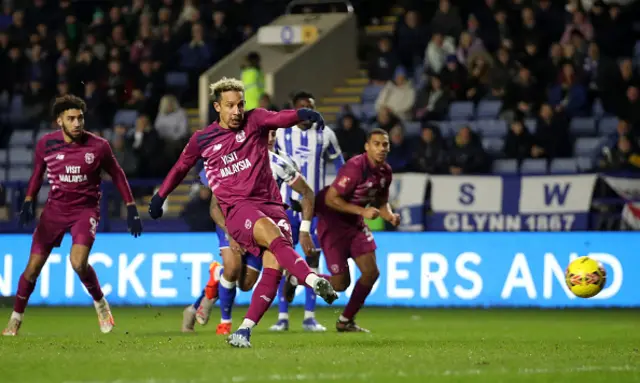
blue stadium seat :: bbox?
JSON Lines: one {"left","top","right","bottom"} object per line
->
{"left": 492, "top": 159, "right": 518, "bottom": 173}
{"left": 574, "top": 137, "right": 602, "bottom": 157}
{"left": 569, "top": 117, "right": 596, "bottom": 136}
{"left": 592, "top": 99, "right": 605, "bottom": 118}
{"left": 8, "top": 148, "right": 33, "bottom": 165}
{"left": 165, "top": 72, "right": 189, "bottom": 88}
{"left": 0, "top": 149, "right": 7, "bottom": 165}
{"left": 361, "top": 103, "right": 376, "bottom": 120}
{"left": 577, "top": 156, "right": 594, "bottom": 172}
{"left": 482, "top": 138, "right": 504, "bottom": 156}
{"left": 524, "top": 118, "right": 537, "bottom": 133}
{"left": 404, "top": 121, "right": 420, "bottom": 137}
{"left": 521, "top": 159, "right": 547, "bottom": 174}
{"left": 9, "top": 130, "right": 34, "bottom": 147}
{"left": 361, "top": 85, "right": 383, "bottom": 104}
{"left": 113, "top": 110, "right": 138, "bottom": 127}
{"left": 476, "top": 100, "right": 502, "bottom": 119}
{"left": 35, "top": 129, "right": 50, "bottom": 142}
{"left": 9, "top": 95, "right": 26, "bottom": 123}
{"left": 444, "top": 120, "right": 471, "bottom": 135}
{"left": 8, "top": 167, "right": 31, "bottom": 182}
{"left": 598, "top": 117, "right": 619, "bottom": 135}
{"left": 550, "top": 158, "right": 578, "bottom": 174}
{"left": 472, "top": 120, "right": 507, "bottom": 138}
{"left": 448, "top": 101, "right": 474, "bottom": 120}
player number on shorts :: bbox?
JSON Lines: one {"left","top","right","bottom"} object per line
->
{"left": 89, "top": 217, "right": 98, "bottom": 237}
{"left": 276, "top": 219, "right": 292, "bottom": 235}
{"left": 362, "top": 226, "right": 374, "bottom": 242}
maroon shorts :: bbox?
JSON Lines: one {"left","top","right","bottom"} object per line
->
{"left": 225, "top": 202, "right": 293, "bottom": 257}
{"left": 31, "top": 207, "right": 100, "bottom": 256}
{"left": 316, "top": 208, "right": 377, "bottom": 276}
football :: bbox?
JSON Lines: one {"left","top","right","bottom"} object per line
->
{"left": 565, "top": 256, "right": 607, "bottom": 298}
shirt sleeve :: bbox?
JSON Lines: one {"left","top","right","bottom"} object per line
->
{"left": 25, "top": 138, "right": 46, "bottom": 199}
{"left": 324, "top": 128, "right": 345, "bottom": 171}
{"left": 101, "top": 141, "right": 135, "bottom": 204}
{"left": 248, "top": 108, "right": 300, "bottom": 136}
{"left": 330, "top": 161, "right": 362, "bottom": 198}
{"left": 158, "top": 132, "right": 201, "bottom": 198}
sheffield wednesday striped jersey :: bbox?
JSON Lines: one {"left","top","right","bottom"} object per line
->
{"left": 274, "top": 123, "right": 344, "bottom": 205}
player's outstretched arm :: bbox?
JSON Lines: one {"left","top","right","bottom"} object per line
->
{"left": 259, "top": 108, "right": 325, "bottom": 130}
{"left": 20, "top": 141, "right": 47, "bottom": 226}
{"left": 149, "top": 134, "right": 200, "bottom": 219}
{"left": 102, "top": 143, "right": 142, "bottom": 237}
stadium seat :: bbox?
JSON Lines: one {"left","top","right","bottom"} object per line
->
{"left": 482, "top": 138, "right": 504, "bottom": 156}
{"left": 9, "top": 130, "right": 34, "bottom": 147}
{"left": 361, "top": 103, "right": 376, "bottom": 121}
{"left": 524, "top": 118, "right": 537, "bottom": 133}
{"left": 476, "top": 100, "right": 502, "bottom": 119}
{"left": 448, "top": 101, "right": 474, "bottom": 120}
{"left": 574, "top": 137, "right": 602, "bottom": 157}
{"left": 592, "top": 99, "right": 605, "bottom": 118}
{"left": 0, "top": 149, "right": 7, "bottom": 165}
{"left": 521, "top": 159, "right": 547, "bottom": 174}
{"left": 577, "top": 156, "right": 595, "bottom": 172}
{"left": 165, "top": 72, "right": 189, "bottom": 89}
{"left": 361, "top": 84, "right": 383, "bottom": 104}
{"left": 35, "top": 129, "right": 50, "bottom": 142}
{"left": 569, "top": 117, "right": 596, "bottom": 136}
{"left": 472, "top": 120, "right": 507, "bottom": 138}
{"left": 404, "top": 121, "right": 420, "bottom": 136}
{"left": 443, "top": 120, "right": 471, "bottom": 135}
{"left": 550, "top": 158, "right": 578, "bottom": 174}
{"left": 8, "top": 148, "right": 33, "bottom": 165}
{"left": 8, "top": 167, "right": 31, "bottom": 182}
{"left": 598, "top": 117, "right": 619, "bottom": 135}
{"left": 8, "top": 95, "right": 26, "bottom": 123}
{"left": 492, "top": 159, "right": 518, "bottom": 173}
{"left": 113, "top": 110, "right": 138, "bottom": 127}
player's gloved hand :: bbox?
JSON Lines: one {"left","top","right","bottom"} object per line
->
{"left": 18, "top": 200, "right": 35, "bottom": 227}
{"left": 148, "top": 193, "right": 165, "bottom": 219}
{"left": 297, "top": 108, "right": 325, "bottom": 130}
{"left": 127, "top": 204, "right": 143, "bottom": 237}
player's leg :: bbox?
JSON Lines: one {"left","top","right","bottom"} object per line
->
{"left": 194, "top": 259, "right": 223, "bottom": 326}
{"left": 336, "top": 226, "right": 379, "bottom": 333}
{"left": 301, "top": 217, "right": 326, "bottom": 332}
{"left": 228, "top": 250, "right": 282, "bottom": 348}
{"left": 253, "top": 215, "right": 337, "bottom": 304}
{"left": 238, "top": 254, "right": 262, "bottom": 291}
{"left": 3, "top": 211, "right": 65, "bottom": 336}
{"left": 271, "top": 210, "right": 300, "bottom": 332}
{"left": 69, "top": 211, "right": 114, "bottom": 333}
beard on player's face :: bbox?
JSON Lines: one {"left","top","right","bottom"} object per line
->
{"left": 60, "top": 120, "right": 84, "bottom": 141}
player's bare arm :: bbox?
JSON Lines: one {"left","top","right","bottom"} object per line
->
{"left": 325, "top": 186, "right": 380, "bottom": 220}
{"left": 289, "top": 175, "right": 316, "bottom": 257}
{"left": 378, "top": 198, "right": 401, "bottom": 227}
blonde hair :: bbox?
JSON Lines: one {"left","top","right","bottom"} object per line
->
{"left": 209, "top": 77, "right": 244, "bottom": 101}
{"left": 158, "top": 94, "right": 180, "bottom": 115}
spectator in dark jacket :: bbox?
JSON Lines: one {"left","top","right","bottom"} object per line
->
{"left": 448, "top": 126, "right": 487, "bottom": 174}
{"left": 368, "top": 37, "right": 399, "bottom": 84}
{"left": 181, "top": 187, "right": 216, "bottom": 232}
{"left": 386, "top": 124, "right": 412, "bottom": 172}
{"left": 504, "top": 119, "right": 544, "bottom": 161}
{"left": 411, "top": 124, "right": 447, "bottom": 173}
{"left": 413, "top": 75, "right": 450, "bottom": 122}
{"left": 548, "top": 63, "right": 588, "bottom": 118}
{"left": 598, "top": 135, "right": 640, "bottom": 172}
{"left": 535, "top": 103, "right": 572, "bottom": 158}
{"left": 335, "top": 114, "right": 366, "bottom": 161}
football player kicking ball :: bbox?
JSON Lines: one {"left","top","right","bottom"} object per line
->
{"left": 183, "top": 131, "right": 318, "bottom": 335}
{"left": 315, "top": 128, "right": 399, "bottom": 332}
{"left": 3, "top": 95, "right": 143, "bottom": 336}
{"left": 150, "top": 77, "right": 337, "bottom": 348}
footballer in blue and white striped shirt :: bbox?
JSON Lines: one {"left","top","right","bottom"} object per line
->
{"left": 271, "top": 91, "right": 345, "bottom": 332}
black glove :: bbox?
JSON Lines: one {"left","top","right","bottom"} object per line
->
{"left": 19, "top": 200, "right": 34, "bottom": 227}
{"left": 127, "top": 205, "right": 143, "bottom": 237}
{"left": 148, "top": 193, "right": 165, "bottom": 219}
{"left": 296, "top": 108, "right": 325, "bottom": 130}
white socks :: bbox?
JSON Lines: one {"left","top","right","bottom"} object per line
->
{"left": 339, "top": 315, "right": 349, "bottom": 322}
{"left": 304, "top": 273, "right": 320, "bottom": 288}
{"left": 220, "top": 275, "right": 236, "bottom": 289}
{"left": 239, "top": 318, "right": 256, "bottom": 330}
{"left": 304, "top": 311, "right": 315, "bottom": 320}
{"left": 11, "top": 311, "right": 23, "bottom": 321}
{"left": 278, "top": 313, "right": 289, "bottom": 320}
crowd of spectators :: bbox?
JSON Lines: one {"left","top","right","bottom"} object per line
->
{"left": 333, "top": 0, "right": 640, "bottom": 175}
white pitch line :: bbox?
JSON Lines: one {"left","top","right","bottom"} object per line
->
{"left": 61, "top": 365, "right": 639, "bottom": 383}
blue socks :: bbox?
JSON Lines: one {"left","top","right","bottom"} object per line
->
{"left": 277, "top": 273, "right": 317, "bottom": 316}
{"left": 218, "top": 268, "right": 237, "bottom": 323}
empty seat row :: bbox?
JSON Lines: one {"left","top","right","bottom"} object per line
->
{"left": 492, "top": 157, "right": 593, "bottom": 174}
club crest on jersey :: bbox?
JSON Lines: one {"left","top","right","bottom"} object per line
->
{"left": 245, "top": 219, "right": 252, "bottom": 230}
{"left": 85, "top": 152, "right": 95, "bottom": 164}
{"left": 236, "top": 131, "right": 246, "bottom": 143}
{"left": 338, "top": 176, "right": 350, "bottom": 187}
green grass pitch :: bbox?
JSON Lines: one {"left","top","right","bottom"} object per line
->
{"left": 0, "top": 306, "right": 638, "bottom": 382}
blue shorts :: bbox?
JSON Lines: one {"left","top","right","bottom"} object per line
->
{"left": 215, "top": 224, "right": 263, "bottom": 271}
{"left": 286, "top": 210, "right": 320, "bottom": 249}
